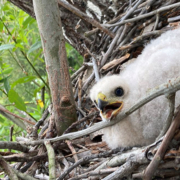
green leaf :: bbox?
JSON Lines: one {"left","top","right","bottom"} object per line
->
{"left": 27, "top": 40, "right": 42, "bottom": 54}
{"left": 0, "top": 116, "right": 5, "bottom": 123}
{"left": 4, "top": 77, "right": 10, "bottom": 93}
{"left": 0, "top": 21, "right": 3, "bottom": 32}
{"left": 23, "top": 16, "right": 35, "bottom": 28}
{"left": 0, "top": 67, "right": 13, "bottom": 75}
{"left": 11, "top": 76, "right": 37, "bottom": 88}
{"left": 8, "top": 89, "right": 26, "bottom": 111}
{"left": 0, "top": 44, "right": 15, "bottom": 51}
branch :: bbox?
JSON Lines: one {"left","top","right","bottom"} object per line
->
{"left": 45, "top": 141, "right": 56, "bottom": 180}
{"left": 143, "top": 106, "right": 180, "bottom": 179}
{"left": 57, "top": 0, "right": 115, "bottom": 38}
{"left": 19, "top": 75, "right": 180, "bottom": 146}
{"left": 0, "top": 141, "right": 29, "bottom": 152}
{"left": 104, "top": 2, "right": 180, "bottom": 27}
{"left": 0, "top": 155, "right": 19, "bottom": 180}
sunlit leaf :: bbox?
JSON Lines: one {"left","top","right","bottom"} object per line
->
{"left": 0, "top": 21, "right": 3, "bottom": 32}
{"left": 0, "top": 116, "right": 5, "bottom": 123}
{"left": 8, "top": 89, "right": 26, "bottom": 111}
{"left": 11, "top": 76, "right": 37, "bottom": 88}
{"left": 23, "top": 16, "right": 35, "bottom": 28}
{"left": 27, "top": 40, "right": 42, "bottom": 54}
{"left": 0, "top": 67, "right": 13, "bottom": 75}
{"left": 0, "top": 44, "right": 15, "bottom": 51}
{"left": 4, "top": 77, "right": 10, "bottom": 94}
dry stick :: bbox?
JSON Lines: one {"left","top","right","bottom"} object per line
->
{"left": 0, "top": 141, "right": 29, "bottom": 152}
{"left": 57, "top": 0, "right": 114, "bottom": 38}
{"left": 143, "top": 107, "right": 180, "bottom": 180}
{"left": 104, "top": 2, "right": 180, "bottom": 27}
{"left": 130, "top": 30, "right": 164, "bottom": 44}
{"left": 57, "top": 147, "right": 127, "bottom": 180}
{"left": 92, "top": 57, "right": 100, "bottom": 82}
{"left": 153, "top": 13, "right": 160, "bottom": 31}
{"left": 64, "top": 112, "right": 99, "bottom": 134}
{"left": 0, "top": 155, "right": 19, "bottom": 180}
{"left": 20, "top": 76, "right": 180, "bottom": 146}
{"left": 168, "top": 15, "right": 180, "bottom": 22}
{"left": 102, "top": 157, "right": 139, "bottom": 180}
{"left": 101, "top": 0, "right": 144, "bottom": 66}
{"left": 14, "top": 169, "right": 38, "bottom": 180}
{"left": 31, "top": 106, "right": 50, "bottom": 139}
{"left": 71, "top": 65, "right": 87, "bottom": 81}
{"left": 66, "top": 140, "right": 78, "bottom": 163}
{"left": 139, "top": 0, "right": 156, "bottom": 15}
{"left": 101, "top": 27, "right": 123, "bottom": 66}
{"left": 69, "top": 168, "right": 118, "bottom": 180}
{"left": 4, "top": 152, "right": 47, "bottom": 162}
{"left": 44, "top": 141, "right": 56, "bottom": 180}
{"left": 84, "top": 3, "right": 127, "bottom": 37}
{"left": 119, "top": 30, "right": 164, "bottom": 50}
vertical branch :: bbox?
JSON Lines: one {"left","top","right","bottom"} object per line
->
{"left": 33, "top": 0, "right": 77, "bottom": 135}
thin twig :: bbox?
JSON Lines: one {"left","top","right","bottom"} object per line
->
{"left": 144, "top": 107, "right": 180, "bottom": 179}
{"left": 104, "top": 2, "right": 180, "bottom": 27}
{"left": 45, "top": 141, "right": 56, "bottom": 180}
{"left": 58, "top": 0, "right": 115, "bottom": 38}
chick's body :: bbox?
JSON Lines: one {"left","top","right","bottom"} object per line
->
{"left": 90, "top": 28, "right": 180, "bottom": 149}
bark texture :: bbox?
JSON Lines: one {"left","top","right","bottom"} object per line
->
{"left": 33, "top": 0, "right": 77, "bottom": 135}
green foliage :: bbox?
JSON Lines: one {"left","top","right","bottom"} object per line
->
{"left": 0, "top": 1, "right": 83, "bottom": 141}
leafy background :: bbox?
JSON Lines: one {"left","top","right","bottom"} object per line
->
{"left": 0, "top": 1, "right": 83, "bottom": 142}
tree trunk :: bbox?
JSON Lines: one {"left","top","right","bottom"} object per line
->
{"left": 33, "top": 0, "right": 77, "bottom": 135}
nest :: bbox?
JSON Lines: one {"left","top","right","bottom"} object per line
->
{"left": 1, "top": 0, "right": 180, "bottom": 180}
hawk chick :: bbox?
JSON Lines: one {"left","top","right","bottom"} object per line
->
{"left": 90, "top": 28, "right": 180, "bottom": 149}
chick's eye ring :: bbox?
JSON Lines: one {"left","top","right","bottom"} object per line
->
{"left": 114, "top": 87, "right": 124, "bottom": 96}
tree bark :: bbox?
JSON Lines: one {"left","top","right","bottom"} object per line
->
{"left": 33, "top": 0, "right": 77, "bottom": 135}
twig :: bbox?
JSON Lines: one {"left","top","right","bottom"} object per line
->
{"left": 71, "top": 65, "right": 87, "bottom": 80}
{"left": 57, "top": 147, "right": 127, "bottom": 180}
{"left": 92, "top": 57, "right": 100, "bottom": 82}
{"left": 4, "top": 152, "right": 47, "bottom": 162}
{"left": 58, "top": 0, "right": 115, "bottom": 38}
{"left": 44, "top": 141, "right": 56, "bottom": 180}
{"left": 30, "top": 106, "right": 50, "bottom": 139}
{"left": 104, "top": 2, "right": 180, "bottom": 27}
{"left": 0, "top": 155, "right": 19, "bottom": 180}
{"left": 0, "top": 141, "right": 29, "bottom": 152}
{"left": 153, "top": 13, "right": 160, "bottom": 30}
{"left": 66, "top": 140, "right": 78, "bottom": 163}
{"left": 130, "top": 30, "right": 164, "bottom": 44}
{"left": 101, "top": 27, "right": 123, "bottom": 66}
{"left": 64, "top": 111, "right": 99, "bottom": 134}
{"left": 168, "top": 15, "right": 180, "bottom": 22}
{"left": 144, "top": 106, "right": 180, "bottom": 179}
{"left": 69, "top": 167, "right": 118, "bottom": 180}
{"left": 14, "top": 169, "right": 38, "bottom": 180}
{"left": 102, "top": 156, "right": 139, "bottom": 180}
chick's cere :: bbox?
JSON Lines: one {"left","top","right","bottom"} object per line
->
{"left": 90, "top": 28, "right": 180, "bottom": 149}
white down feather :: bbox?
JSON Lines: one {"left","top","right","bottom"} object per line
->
{"left": 90, "top": 28, "right": 180, "bottom": 149}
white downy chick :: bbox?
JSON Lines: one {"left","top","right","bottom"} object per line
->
{"left": 90, "top": 28, "right": 180, "bottom": 149}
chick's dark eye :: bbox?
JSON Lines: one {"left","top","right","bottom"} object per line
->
{"left": 115, "top": 87, "right": 124, "bottom": 96}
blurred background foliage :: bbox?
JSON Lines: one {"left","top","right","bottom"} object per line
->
{"left": 0, "top": 0, "right": 83, "bottom": 142}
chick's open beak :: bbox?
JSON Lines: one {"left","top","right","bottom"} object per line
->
{"left": 96, "top": 92, "right": 123, "bottom": 120}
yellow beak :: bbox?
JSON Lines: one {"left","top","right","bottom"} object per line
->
{"left": 96, "top": 92, "right": 123, "bottom": 120}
